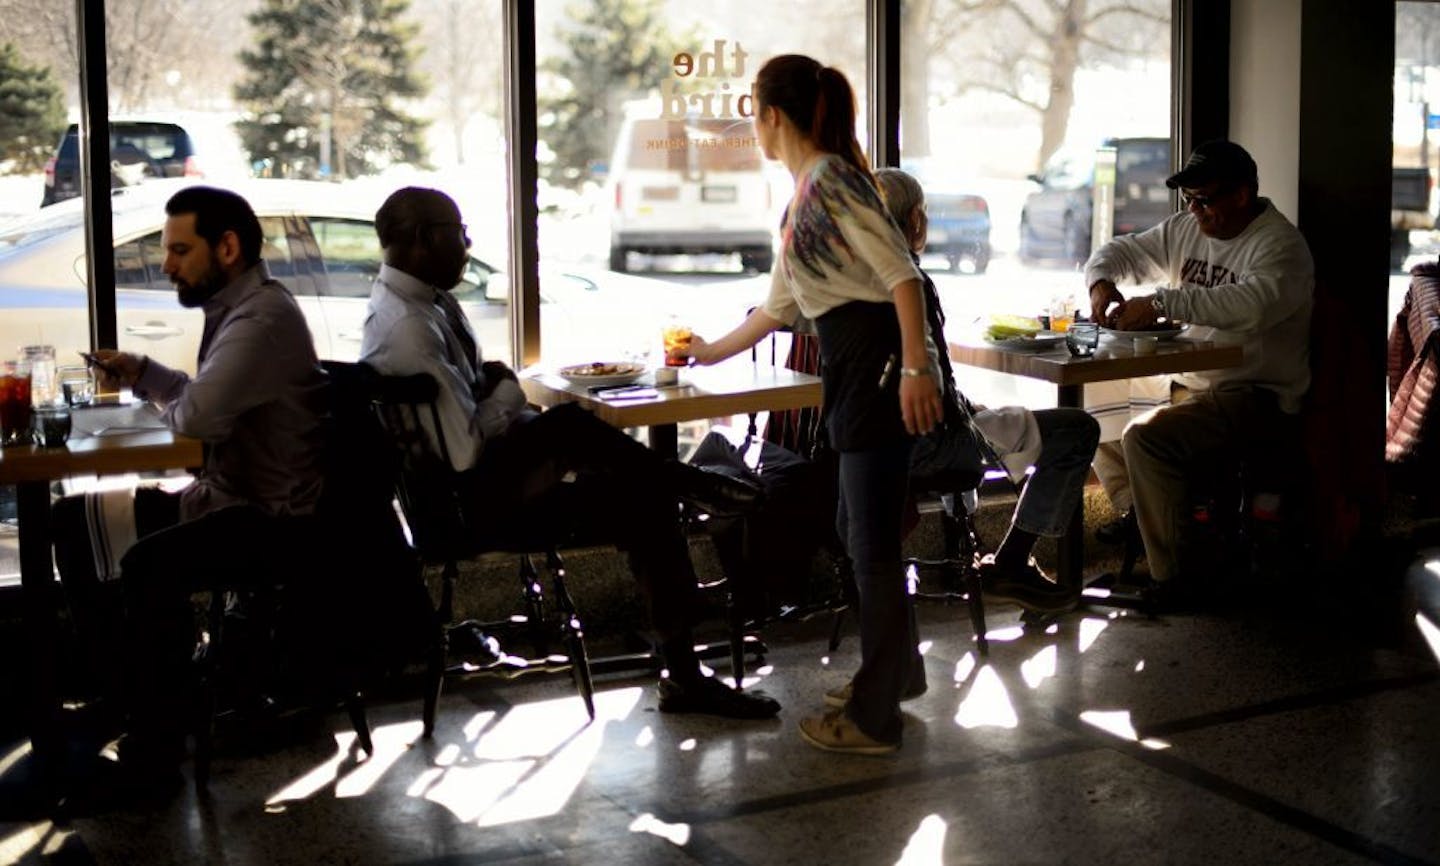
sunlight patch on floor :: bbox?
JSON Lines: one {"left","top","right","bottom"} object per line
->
{"left": 1416, "top": 612, "right": 1440, "bottom": 665}
{"left": 629, "top": 812, "right": 691, "bottom": 846}
{"left": 1079, "top": 709, "right": 1170, "bottom": 750}
{"left": 1021, "top": 644, "right": 1057, "bottom": 690}
{"left": 954, "top": 666, "right": 1018, "bottom": 729}
{"left": 896, "top": 814, "right": 948, "bottom": 865}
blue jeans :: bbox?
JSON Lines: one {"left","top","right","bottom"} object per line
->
{"left": 834, "top": 440, "right": 913, "bottom": 744}
{"left": 910, "top": 407, "right": 1099, "bottom": 537}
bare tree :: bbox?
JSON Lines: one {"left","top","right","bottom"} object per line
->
{"left": 905, "top": 0, "right": 1168, "bottom": 171}
{"left": 411, "top": 0, "right": 502, "bottom": 164}
{"left": 0, "top": 0, "right": 253, "bottom": 112}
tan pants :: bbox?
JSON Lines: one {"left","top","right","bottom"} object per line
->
{"left": 1092, "top": 383, "right": 1191, "bottom": 515}
{"left": 1119, "top": 385, "right": 1288, "bottom": 582}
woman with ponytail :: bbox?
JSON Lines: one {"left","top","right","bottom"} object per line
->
{"left": 677, "top": 54, "right": 943, "bottom": 754}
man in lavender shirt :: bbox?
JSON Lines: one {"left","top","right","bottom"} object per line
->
{"left": 56, "top": 186, "right": 327, "bottom": 791}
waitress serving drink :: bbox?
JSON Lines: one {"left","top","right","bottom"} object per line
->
{"left": 678, "top": 54, "right": 942, "bottom": 755}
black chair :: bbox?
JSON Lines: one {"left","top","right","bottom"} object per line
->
{"left": 753, "top": 328, "right": 999, "bottom": 655}
{"left": 192, "top": 361, "right": 432, "bottom": 785}
{"left": 355, "top": 364, "right": 596, "bottom": 730}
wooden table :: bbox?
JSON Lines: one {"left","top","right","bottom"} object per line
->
{"left": 520, "top": 361, "right": 824, "bottom": 456}
{"left": 949, "top": 336, "right": 1244, "bottom": 589}
{"left": 0, "top": 425, "right": 202, "bottom": 777}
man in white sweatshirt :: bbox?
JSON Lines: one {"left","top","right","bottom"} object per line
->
{"left": 1084, "top": 140, "right": 1314, "bottom": 595}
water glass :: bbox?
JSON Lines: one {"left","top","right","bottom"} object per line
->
{"left": 58, "top": 364, "right": 96, "bottom": 406}
{"left": 22, "top": 344, "right": 57, "bottom": 406}
{"left": 1065, "top": 322, "right": 1100, "bottom": 357}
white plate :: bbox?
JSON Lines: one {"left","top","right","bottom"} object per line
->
{"left": 1100, "top": 324, "right": 1186, "bottom": 341}
{"left": 984, "top": 332, "right": 1066, "bottom": 351}
{"left": 558, "top": 361, "right": 646, "bottom": 387}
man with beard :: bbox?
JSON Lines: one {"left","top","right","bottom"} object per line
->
{"left": 52, "top": 185, "right": 327, "bottom": 791}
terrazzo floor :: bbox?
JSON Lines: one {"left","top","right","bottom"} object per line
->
{"left": 1, "top": 566, "right": 1437, "bottom": 865}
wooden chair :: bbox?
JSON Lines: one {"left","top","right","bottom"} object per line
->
{"left": 353, "top": 363, "right": 596, "bottom": 730}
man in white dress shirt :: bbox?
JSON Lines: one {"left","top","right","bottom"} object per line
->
{"left": 360, "top": 187, "right": 780, "bottom": 720}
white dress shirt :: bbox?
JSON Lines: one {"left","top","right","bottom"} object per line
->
{"left": 359, "top": 264, "right": 526, "bottom": 471}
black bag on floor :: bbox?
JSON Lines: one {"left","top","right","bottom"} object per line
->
{"left": 689, "top": 428, "right": 839, "bottom": 619}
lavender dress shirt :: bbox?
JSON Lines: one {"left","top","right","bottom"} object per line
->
{"left": 133, "top": 261, "right": 327, "bottom": 522}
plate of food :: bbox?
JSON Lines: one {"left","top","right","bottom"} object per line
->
{"left": 985, "top": 331, "right": 1067, "bottom": 351}
{"left": 558, "top": 360, "right": 646, "bottom": 387}
{"left": 1100, "top": 322, "right": 1187, "bottom": 341}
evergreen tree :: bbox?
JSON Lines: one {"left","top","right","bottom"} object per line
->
{"left": 235, "top": 0, "right": 429, "bottom": 179}
{"left": 539, "top": 0, "right": 694, "bottom": 188}
{"left": 0, "top": 43, "right": 65, "bottom": 174}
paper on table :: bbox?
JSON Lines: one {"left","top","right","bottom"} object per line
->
{"left": 70, "top": 402, "right": 166, "bottom": 437}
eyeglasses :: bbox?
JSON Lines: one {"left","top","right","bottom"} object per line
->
{"left": 1181, "top": 190, "right": 1225, "bottom": 210}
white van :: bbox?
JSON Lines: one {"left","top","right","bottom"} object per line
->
{"left": 607, "top": 115, "right": 774, "bottom": 273}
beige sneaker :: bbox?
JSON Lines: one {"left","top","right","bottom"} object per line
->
{"left": 823, "top": 676, "right": 928, "bottom": 708}
{"left": 797, "top": 708, "right": 900, "bottom": 755}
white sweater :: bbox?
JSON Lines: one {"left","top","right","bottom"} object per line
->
{"left": 1083, "top": 199, "right": 1314, "bottom": 413}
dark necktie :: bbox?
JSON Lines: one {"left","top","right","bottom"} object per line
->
{"left": 434, "top": 289, "right": 483, "bottom": 390}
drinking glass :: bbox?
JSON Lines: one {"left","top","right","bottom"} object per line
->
{"left": 34, "top": 404, "right": 71, "bottom": 448}
{"left": 0, "top": 361, "right": 33, "bottom": 446}
{"left": 662, "top": 322, "right": 694, "bottom": 367}
{"left": 1065, "top": 322, "right": 1100, "bottom": 357}
{"left": 58, "top": 364, "right": 96, "bottom": 406}
{"left": 21, "top": 345, "right": 57, "bottom": 406}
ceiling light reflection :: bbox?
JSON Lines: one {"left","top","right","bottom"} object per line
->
{"left": 896, "top": 814, "right": 948, "bottom": 865}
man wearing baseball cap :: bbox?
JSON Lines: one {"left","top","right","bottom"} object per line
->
{"left": 1084, "top": 139, "right": 1314, "bottom": 604}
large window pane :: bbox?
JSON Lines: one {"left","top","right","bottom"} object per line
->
{"left": 900, "top": 0, "right": 1171, "bottom": 411}
{"left": 1393, "top": 2, "right": 1440, "bottom": 331}
{"left": 534, "top": 0, "right": 867, "bottom": 364}
{"left": 0, "top": 0, "right": 512, "bottom": 376}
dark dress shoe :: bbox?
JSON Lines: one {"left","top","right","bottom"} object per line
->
{"left": 671, "top": 463, "right": 764, "bottom": 517}
{"left": 657, "top": 675, "right": 781, "bottom": 719}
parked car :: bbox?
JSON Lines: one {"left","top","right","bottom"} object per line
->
{"left": 923, "top": 191, "right": 991, "bottom": 274}
{"left": 607, "top": 114, "right": 775, "bottom": 274}
{"left": 41, "top": 120, "right": 204, "bottom": 207}
{"left": 0, "top": 179, "right": 722, "bottom": 375}
{"left": 1018, "top": 137, "right": 1172, "bottom": 265}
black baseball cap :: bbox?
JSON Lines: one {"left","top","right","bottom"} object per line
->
{"left": 1165, "top": 140, "right": 1258, "bottom": 190}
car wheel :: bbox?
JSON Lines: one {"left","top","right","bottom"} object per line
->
{"left": 741, "top": 250, "right": 773, "bottom": 273}
{"left": 1018, "top": 215, "right": 1039, "bottom": 264}
{"left": 972, "top": 252, "right": 989, "bottom": 275}
{"left": 1063, "top": 214, "right": 1090, "bottom": 265}
{"left": 609, "top": 245, "right": 628, "bottom": 273}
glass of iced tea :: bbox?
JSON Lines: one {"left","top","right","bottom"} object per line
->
{"left": 662, "top": 322, "right": 693, "bottom": 367}
{"left": 0, "top": 361, "right": 34, "bottom": 446}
